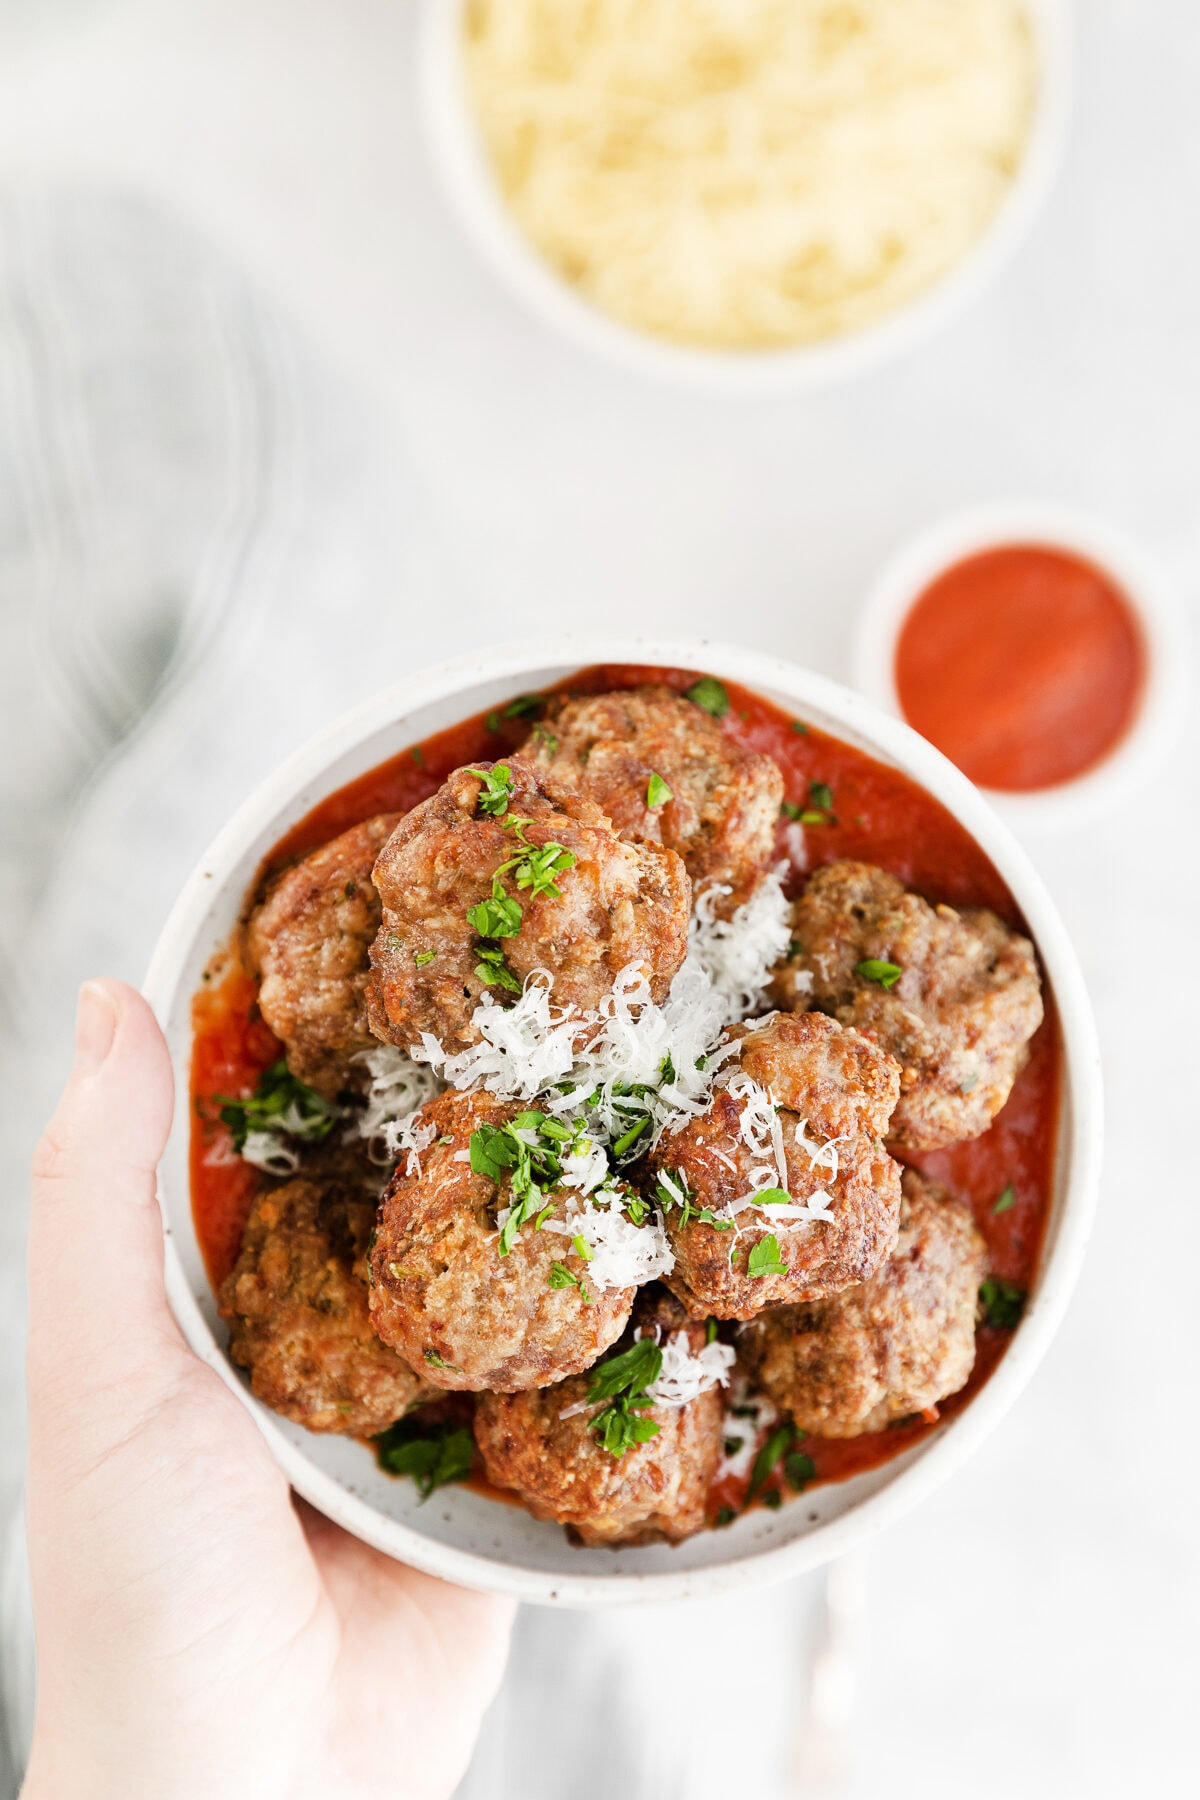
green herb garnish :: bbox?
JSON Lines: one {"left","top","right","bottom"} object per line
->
{"left": 413, "top": 949, "right": 437, "bottom": 968}
{"left": 655, "top": 1170, "right": 734, "bottom": 1232}
{"left": 784, "top": 1450, "right": 816, "bottom": 1492}
{"left": 781, "top": 801, "right": 802, "bottom": 820}
{"left": 980, "top": 1278, "right": 1026, "bottom": 1330}
{"left": 530, "top": 721, "right": 558, "bottom": 754}
{"left": 467, "top": 880, "right": 523, "bottom": 939}
{"left": 411, "top": 744, "right": 425, "bottom": 768}
{"left": 856, "top": 958, "right": 903, "bottom": 990}
{"left": 685, "top": 676, "right": 729, "bottom": 719}
{"left": 750, "top": 1188, "right": 792, "bottom": 1208}
{"left": 991, "top": 1184, "right": 1016, "bottom": 1215}
{"left": 747, "top": 1233, "right": 789, "bottom": 1278}
{"left": 586, "top": 1336, "right": 663, "bottom": 1458}
{"left": 548, "top": 1262, "right": 592, "bottom": 1302}
{"left": 646, "top": 772, "right": 673, "bottom": 809}
{"left": 809, "top": 781, "right": 834, "bottom": 813}
{"left": 216, "top": 1059, "right": 339, "bottom": 1154}
{"left": 423, "top": 1348, "right": 457, "bottom": 1371}
{"left": 716, "top": 1505, "right": 737, "bottom": 1527}
{"left": 474, "top": 945, "right": 522, "bottom": 993}
{"left": 470, "top": 1111, "right": 603, "bottom": 1254}
{"left": 374, "top": 1415, "right": 474, "bottom": 1499}
{"left": 748, "top": 1421, "right": 797, "bottom": 1499}
{"left": 469, "top": 763, "right": 516, "bottom": 817}
{"left": 791, "top": 720, "right": 809, "bottom": 735}
{"left": 503, "top": 694, "right": 545, "bottom": 720}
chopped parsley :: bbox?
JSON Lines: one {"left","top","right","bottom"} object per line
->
{"left": 216, "top": 1059, "right": 339, "bottom": 1154}
{"left": 485, "top": 710, "right": 501, "bottom": 733}
{"left": 411, "top": 744, "right": 425, "bottom": 768}
{"left": 468, "top": 764, "right": 516, "bottom": 817}
{"left": 646, "top": 771, "right": 673, "bottom": 809}
{"left": 747, "top": 1232, "right": 789, "bottom": 1278}
{"left": 748, "top": 1421, "right": 798, "bottom": 1500}
{"left": 470, "top": 1110, "right": 601, "bottom": 1254}
{"left": 980, "top": 1277, "right": 1026, "bottom": 1330}
{"left": 497, "top": 820, "right": 577, "bottom": 900}
{"left": 785, "top": 1449, "right": 816, "bottom": 1492}
{"left": 716, "top": 1505, "right": 737, "bottom": 1528}
{"left": 548, "top": 1262, "right": 592, "bottom": 1302}
{"left": 809, "top": 781, "right": 834, "bottom": 813}
{"left": 655, "top": 1170, "right": 734, "bottom": 1232}
{"left": 343, "top": 880, "right": 357, "bottom": 898}
{"left": 991, "top": 1184, "right": 1016, "bottom": 1215}
{"left": 786, "top": 938, "right": 804, "bottom": 961}
{"left": 423, "top": 1348, "right": 458, "bottom": 1371}
{"left": 705, "top": 1318, "right": 719, "bottom": 1346}
{"left": 685, "top": 676, "right": 729, "bottom": 719}
{"left": 750, "top": 1187, "right": 792, "bottom": 1207}
{"left": 781, "top": 801, "right": 802, "bottom": 821}
{"left": 474, "top": 945, "right": 521, "bottom": 993}
{"left": 374, "top": 1415, "right": 474, "bottom": 1499}
{"left": 503, "top": 694, "right": 545, "bottom": 720}
{"left": 856, "top": 958, "right": 903, "bottom": 990}
{"left": 791, "top": 720, "right": 810, "bottom": 735}
{"left": 586, "top": 1337, "right": 663, "bottom": 1458}
{"left": 413, "top": 949, "right": 438, "bottom": 967}
{"left": 531, "top": 721, "right": 558, "bottom": 754}
{"left": 467, "top": 880, "right": 523, "bottom": 939}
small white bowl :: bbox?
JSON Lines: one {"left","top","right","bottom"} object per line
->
{"left": 417, "top": 0, "right": 1072, "bottom": 393}
{"left": 144, "top": 639, "right": 1101, "bottom": 1605}
{"left": 853, "top": 502, "right": 1190, "bottom": 834}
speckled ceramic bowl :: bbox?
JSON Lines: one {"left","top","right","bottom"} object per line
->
{"left": 144, "top": 639, "right": 1101, "bottom": 1605}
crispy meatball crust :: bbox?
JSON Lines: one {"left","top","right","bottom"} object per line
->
{"left": 366, "top": 757, "right": 690, "bottom": 1053}
{"left": 474, "top": 1291, "right": 724, "bottom": 1547}
{"left": 246, "top": 813, "right": 402, "bottom": 1098}
{"left": 739, "top": 1170, "right": 988, "bottom": 1435}
{"left": 219, "top": 1177, "right": 432, "bottom": 1435}
{"left": 368, "top": 1088, "right": 634, "bottom": 1392}
{"left": 649, "top": 1011, "right": 902, "bottom": 1321}
{"left": 525, "top": 685, "right": 782, "bottom": 907}
{"left": 770, "top": 861, "right": 1043, "bottom": 1152}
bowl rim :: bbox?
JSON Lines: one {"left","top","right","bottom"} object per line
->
{"left": 416, "top": 0, "right": 1073, "bottom": 393}
{"left": 852, "top": 500, "right": 1192, "bottom": 832}
{"left": 144, "top": 637, "right": 1102, "bottom": 1606}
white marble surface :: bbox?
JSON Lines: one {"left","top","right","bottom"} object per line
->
{"left": 0, "top": 1, "right": 1198, "bottom": 1795}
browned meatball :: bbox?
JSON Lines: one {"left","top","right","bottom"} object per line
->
{"left": 474, "top": 1291, "right": 724, "bottom": 1546}
{"left": 246, "top": 813, "right": 402, "bottom": 1098}
{"left": 739, "top": 1169, "right": 988, "bottom": 1435}
{"left": 525, "top": 684, "right": 782, "bottom": 908}
{"left": 366, "top": 757, "right": 690, "bottom": 1053}
{"left": 368, "top": 1088, "right": 635, "bottom": 1392}
{"left": 770, "top": 861, "right": 1043, "bottom": 1152}
{"left": 648, "top": 1011, "right": 902, "bottom": 1321}
{"left": 219, "top": 1177, "right": 432, "bottom": 1435}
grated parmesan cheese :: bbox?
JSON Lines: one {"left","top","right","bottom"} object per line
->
{"left": 239, "top": 1130, "right": 302, "bottom": 1177}
{"left": 465, "top": 0, "right": 1037, "bottom": 352}
{"left": 353, "top": 1044, "right": 445, "bottom": 1162}
{"left": 647, "top": 1329, "right": 736, "bottom": 1408}
{"left": 689, "top": 867, "right": 792, "bottom": 1022}
{"left": 543, "top": 1189, "right": 673, "bottom": 1291}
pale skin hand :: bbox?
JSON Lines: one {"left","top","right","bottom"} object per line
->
{"left": 23, "top": 981, "right": 515, "bottom": 1800}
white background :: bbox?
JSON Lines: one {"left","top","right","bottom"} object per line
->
{"left": 0, "top": 2, "right": 1197, "bottom": 1795}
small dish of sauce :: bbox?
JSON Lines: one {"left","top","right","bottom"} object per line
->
{"left": 855, "top": 504, "right": 1186, "bottom": 827}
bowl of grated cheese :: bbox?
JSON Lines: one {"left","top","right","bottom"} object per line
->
{"left": 145, "top": 638, "right": 1101, "bottom": 1604}
{"left": 418, "top": 0, "right": 1071, "bottom": 390}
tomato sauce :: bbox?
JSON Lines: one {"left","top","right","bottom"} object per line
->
{"left": 895, "top": 544, "right": 1147, "bottom": 792}
{"left": 189, "top": 662, "right": 1060, "bottom": 1517}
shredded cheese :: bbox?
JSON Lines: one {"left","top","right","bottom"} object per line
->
{"left": 464, "top": 0, "right": 1037, "bottom": 351}
{"left": 647, "top": 1329, "right": 736, "bottom": 1407}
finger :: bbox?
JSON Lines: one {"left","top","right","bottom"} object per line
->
{"left": 28, "top": 980, "right": 186, "bottom": 1418}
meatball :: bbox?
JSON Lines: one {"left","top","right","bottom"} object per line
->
{"left": 246, "top": 813, "right": 402, "bottom": 1098}
{"left": 366, "top": 757, "right": 690, "bottom": 1053}
{"left": 368, "top": 1087, "right": 635, "bottom": 1392}
{"left": 770, "top": 861, "right": 1043, "bottom": 1152}
{"left": 648, "top": 1011, "right": 902, "bottom": 1321}
{"left": 525, "top": 684, "right": 782, "bottom": 908}
{"left": 474, "top": 1290, "right": 724, "bottom": 1547}
{"left": 739, "top": 1170, "right": 988, "bottom": 1435}
{"left": 219, "top": 1177, "right": 432, "bottom": 1435}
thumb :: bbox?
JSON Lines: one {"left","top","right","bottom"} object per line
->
{"left": 28, "top": 980, "right": 186, "bottom": 1429}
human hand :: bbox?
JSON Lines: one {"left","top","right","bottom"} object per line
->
{"left": 23, "top": 981, "right": 515, "bottom": 1800}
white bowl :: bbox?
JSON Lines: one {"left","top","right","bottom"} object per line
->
{"left": 144, "top": 638, "right": 1102, "bottom": 1606}
{"left": 853, "top": 501, "right": 1191, "bottom": 834}
{"left": 417, "top": 0, "right": 1072, "bottom": 393}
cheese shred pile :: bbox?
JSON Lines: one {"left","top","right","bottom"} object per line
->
{"left": 464, "top": 0, "right": 1037, "bottom": 350}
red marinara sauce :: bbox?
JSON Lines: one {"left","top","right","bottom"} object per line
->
{"left": 189, "top": 663, "right": 1061, "bottom": 1511}
{"left": 894, "top": 545, "right": 1147, "bottom": 792}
